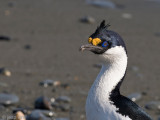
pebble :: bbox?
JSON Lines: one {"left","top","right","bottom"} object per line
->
{"left": 0, "top": 68, "right": 11, "bottom": 77}
{"left": 0, "top": 93, "right": 19, "bottom": 106}
{"left": 36, "top": 110, "right": 56, "bottom": 117}
{"left": 13, "top": 108, "right": 31, "bottom": 114}
{"left": 39, "top": 80, "right": 61, "bottom": 88}
{"left": 8, "top": 2, "right": 14, "bottom": 8}
{"left": 80, "top": 16, "right": 95, "bottom": 24}
{"left": 127, "top": 93, "right": 142, "bottom": 102}
{"left": 59, "top": 104, "right": 70, "bottom": 111}
{"left": 35, "top": 96, "right": 52, "bottom": 110}
{"left": 0, "top": 35, "right": 10, "bottom": 41}
{"left": 122, "top": 13, "right": 132, "bottom": 19}
{"left": 26, "top": 110, "right": 50, "bottom": 120}
{"left": 56, "top": 96, "right": 71, "bottom": 103}
{"left": 86, "top": 0, "right": 116, "bottom": 9}
{"left": 145, "top": 101, "right": 160, "bottom": 111}
{"left": 16, "top": 111, "right": 26, "bottom": 120}
{"left": 51, "top": 101, "right": 70, "bottom": 112}
{"left": 61, "top": 83, "right": 70, "bottom": 90}
{"left": 24, "top": 45, "right": 31, "bottom": 50}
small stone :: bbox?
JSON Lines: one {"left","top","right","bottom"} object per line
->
{"left": 61, "top": 83, "right": 70, "bottom": 90}
{"left": 16, "top": 111, "right": 26, "bottom": 120}
{"left": 0, "top": 36, "right": 10, "bottom": 41}
{"left": 51, "top": 101, "right": 59, "bottom": 110}
{"left": 122, "top": 13, "right": 132, "bottom": 19}
{"left": 36, "top": 110, "right": 56, "bottom": 117}
{"left": 127, "top": 93, "right": 142, "bottom": 102}
{"left": 8, "top": 2, "right": 15, "bottom": 8}
{"left": 59, "top": 104, "right": 70, "bottom": 111}
{"left": 0, "top": 68, "right": 11, "bottom": 77}
{"left": 39, "top": 80, "right": 61, "bottom": 88}
{"left": 35, "top": 96, "right": 52, "bottom": 110}
{"left": 24, "top": 45, "right": 31, "bottom": 50}
{"left": 80, "top": 16, "right": 95, "bottom": 24}
{"left": 13, "top": 108, "right": 31, "bottom": 114}
{"left": 0, "top": 93, "right": 19, "bottom": 106}
{"left": 26, "top": 110, "right": 51, "bottom": 120}
{"left": 145, "top": 101, "right": 160, "bottom": 111}
{"left": 56, "top": 96, "right": 71, "bottom": 103}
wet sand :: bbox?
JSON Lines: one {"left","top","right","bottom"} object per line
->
{"left": 0, "top": 0, "right": 160, "bottom": 119}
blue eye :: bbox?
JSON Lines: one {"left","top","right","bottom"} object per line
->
{"left": 102, "top": 41, "right": 108, "bottom": 47}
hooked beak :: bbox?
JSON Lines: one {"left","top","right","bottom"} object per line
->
{"left": 79, "top": 44, "right": 104, "bottom": 54}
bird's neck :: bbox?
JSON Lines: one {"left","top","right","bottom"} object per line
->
{"left": 91, "top": 53, "right": 128, "bottom": 101}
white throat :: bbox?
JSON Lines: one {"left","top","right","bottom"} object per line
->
{"left": 86, "top": 46, "right": 131, "bottom": 120}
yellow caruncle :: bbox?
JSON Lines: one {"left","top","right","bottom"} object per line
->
{"left": 88, "top": 37, "right": 102, "bottom": 46}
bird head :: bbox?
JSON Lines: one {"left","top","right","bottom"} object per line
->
{"left": 80, "top": 20, "right": 127, "bottom": 62}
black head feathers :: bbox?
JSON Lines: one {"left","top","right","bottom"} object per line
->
{"left": 95, "top": 20, "right": 110, "bottom": 33}
{"left": 91, "top": 20, "right": 110, "bottom": 38}
{"left": 99, "top": 20, "right": 110, "bottom": 29}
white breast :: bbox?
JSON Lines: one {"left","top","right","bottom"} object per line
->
{"left": 85, "top": 46, "right": 131, "bottom": 120}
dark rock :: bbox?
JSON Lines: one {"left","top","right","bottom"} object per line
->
{"left": 127, "top": 93, "right": 142, "bottom": 102}
{"left": 26, "top": 110, "right": 51, "bottom": 120}
{"left": 35, "top": 110, "right": 56, "bottom": 117}
{"left": 35, "top": 96, "right": 52, "bottom": 110}
{"left": 80, "top": 16, "right": 95, "bottom": 24}
{"left": 51, "top": 101, "right": 59, "bottom": 109}
{"left": 51, "top": 102, "right": 70, "bottom": 112}
{"left": 145, "top": 101, "right": 160, "bottom": 111}
{"left": 59, "top": 104, "right": 70, "bottom": 111}
{"left": 24, "top": 45, "right": 31, "bottom": 50}
{"left": 0, "top": 93, "right": 19, "bottom": 106}
{"left": 56, "top": 96, "right": 71, "bottom": 103}
{"left": 61, "top": 83, "right": 70, "bottom": 89}
{"left": 0, "top": 35, "right": 10, "bottom": 41}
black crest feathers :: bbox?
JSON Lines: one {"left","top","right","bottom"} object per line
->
{"left": 94, "top": 20, "right": 110, "bottom": 35}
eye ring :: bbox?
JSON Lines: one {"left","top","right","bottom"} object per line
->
{"left": 102, "top": 41, "right": 108, "bottom": 47}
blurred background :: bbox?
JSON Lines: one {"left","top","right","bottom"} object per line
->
{"left": 0, "top": 0, "right": 160, "bottom": 119}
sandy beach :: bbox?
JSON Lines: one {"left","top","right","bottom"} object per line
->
{"left": 0, "top": 0, "right": 160, "bottom": 119}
